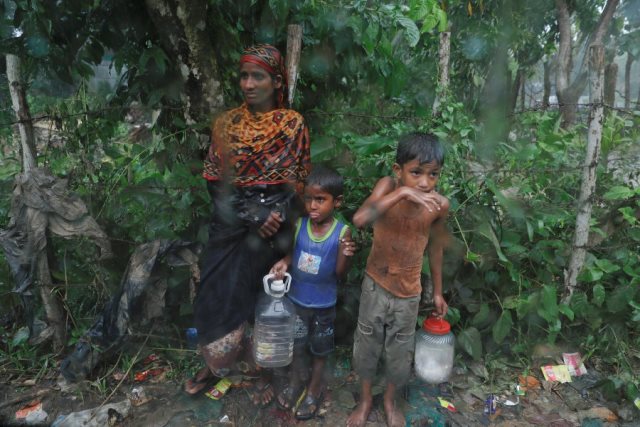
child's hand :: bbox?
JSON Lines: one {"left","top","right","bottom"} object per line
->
{"left": 403, "top": 188, "right": 443, "bottom": 212}
{"left": 433, "top": 294, "right": 448, "bottom": 318}
{"left": 340, "top": 237, "right": 356, "bottom": 257}
{"left": 270, "top": 259, "right": 289, "bottom": 279}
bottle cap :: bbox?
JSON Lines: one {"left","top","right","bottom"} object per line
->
{"left": 271, "top": 279, "right": 285, "bottom": 293}
{"left": 423, "top": 317, "right": 451, "bottom": 335}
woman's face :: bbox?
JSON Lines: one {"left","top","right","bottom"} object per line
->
{"left": 240, "top": 62, "right": 282, "bottom": 113}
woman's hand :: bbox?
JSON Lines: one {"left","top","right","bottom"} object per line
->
{"left": 258, "top": 211, "right": 284, "bottom": 238}
{"left": 340, "top": 236, "right": 356, "bottom": 257}
{"left": 270, "top": 258, "right": 289, "bottom": 280}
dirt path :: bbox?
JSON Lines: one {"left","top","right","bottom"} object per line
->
{"left": 1, "top": 364, "right": 638, "bottom": 426}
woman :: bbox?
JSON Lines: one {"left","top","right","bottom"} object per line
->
{"left": 185, "top": 44, "right": 310, "bottom": 405}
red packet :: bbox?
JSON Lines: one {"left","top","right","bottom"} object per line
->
{"left": 562, "top": 352, "right": 587, "bottom": 377}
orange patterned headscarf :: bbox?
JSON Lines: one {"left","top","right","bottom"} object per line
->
{"left": 203, "top": 104, "right": 310, "bottom": 187}
{"left": 239, "top": 44, "right": 289, "bottom": 109}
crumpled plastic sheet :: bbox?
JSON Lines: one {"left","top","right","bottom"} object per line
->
{"left": 0, "top": 168, "right": 112, "bottom": 296}
{"left": 60, "top": 239, "right": 200, "bottom": 382}
{"left": 0, "top": 168, "right": 112, "bottom": 334}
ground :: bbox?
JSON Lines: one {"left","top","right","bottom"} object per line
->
{"left": 1, "top": 343, "right": 639, "bottom": 427}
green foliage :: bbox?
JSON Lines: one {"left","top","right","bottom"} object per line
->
{"left": 2, "top": 0, "right": 640, "bottom": 390}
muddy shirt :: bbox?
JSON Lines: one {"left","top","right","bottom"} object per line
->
{"left": 365, "top": 200, "right": 431, "bottom": 298}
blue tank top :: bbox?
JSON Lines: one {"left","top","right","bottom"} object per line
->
{"left": 288, "top": 217, "right": 347, "bottom": 308}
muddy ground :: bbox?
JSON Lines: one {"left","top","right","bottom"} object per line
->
{"left": 1, "top": 343, "right": 639, "bottom": 427}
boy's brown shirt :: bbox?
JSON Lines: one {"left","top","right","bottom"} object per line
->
{"left": 365, "top": 190, "right": 438, "bottom": 298}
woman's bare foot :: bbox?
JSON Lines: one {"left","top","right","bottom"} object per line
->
{"left": 184, "top": 366, "right": 214, "bottom": 395}
{"left": 383, "top": 398, "right": 404, "bottom": 427}
{"left": 346, "top": 397, "right": 372, "bottom": 427}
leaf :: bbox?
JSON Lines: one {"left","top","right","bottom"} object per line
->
{"left": 559, "top": 304, "right": 574, "bottom": 321}
{"left": 471, "top": 303, "right": 489, "bottom": 328}
{"left": 607, "top": 285, "right": 637, "bottom": 313}
{"left": 492, "top": 310, "right": 513, "bottom": 344}
{"left": 537, "top": 284, "right": 558, "bottom": 322}
{"left": 12, "top": 327, "right": 30, "bottom": 347}
{"left": 592, "top": 284, "right": 606, "bottom": 307}
{"left": 467, "top": 0, "right": 473, "bottom": 16}
{"left": 603, "top": 185, "right": 635, "bottom": 200}
{"left": 445, "top": 307, "right": 461, "bottom": 326}
{"left": 457, "top": 327, "right": 482, "bottom": 360}
{"left": 396, "top": 15, "right": 420, "bottom": 47}
{"left": 477, "top": 221, "right": 509, "bottom": 263}
{"left": 570, "top": 292, "right": 592, "bottom": 319}
{"left": 594, "top": 258, "right": 620, "bottom": 274}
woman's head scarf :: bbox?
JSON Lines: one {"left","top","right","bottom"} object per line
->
{"left": 239, "top": 44, "right": 289, "bottom": 109}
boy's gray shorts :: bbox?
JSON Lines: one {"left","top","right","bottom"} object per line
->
{"left": 352, "top": 274, "right": 420, "bottom": 386}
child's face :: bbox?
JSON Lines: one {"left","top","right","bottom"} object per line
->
{"left": 393, "top": 159, "right": 441, "bottom": 193}
{"left": 303, "top": 184, "right": 341, "bottom": 225}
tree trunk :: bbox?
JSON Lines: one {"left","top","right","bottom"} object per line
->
{"left": 543, "top": 60, "right": 551, "bottom": 110}
{"left": 624, "top": 53, "right": 633, "bottom": 109}
{"left": 144, "top": 0, "right": 224, "bottom": 124}
{"left": 286, "top": 24, "right": 303, "bottom": 108}
{"left": 604, "top": 62, "right": 618, "bottom": 107}
{"left": 520, "top": 74, "right": 526, "bottom": 111}
{"left": 555, "top": 0, "right": 619, "bottom": 128}
{"left": 510, "top": 68, "right": 524, "bottom": 114}
{"left": 6, "top": 54, "right": 37, "bottom": 173}
{"left": 7, "top": 55, "right": 67, "bottom": 350}
{"left": 38, "top": 254, "right": 66, "bottom": 351}
{"left": 432, "top": 30, "right": 451, "bottom": 116}
{"left": 564, "top": 45, "right": 605, "bottom": 301}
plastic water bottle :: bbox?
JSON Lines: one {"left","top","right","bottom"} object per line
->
{"left": 415, "top": 316, "right": 455, "bottom": 384}
{"left": 253, "top": 273, "right": 295, "bottom": 368}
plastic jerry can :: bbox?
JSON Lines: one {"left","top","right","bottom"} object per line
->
{"left": 253, "top": 273, "right": 295, "bottom": 368}
{"left": 415, "top": 317, "right": 455, "bottom": 384}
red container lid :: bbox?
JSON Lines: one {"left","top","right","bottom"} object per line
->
{"left": 422, "top": 317, "right": 451, "bottom": 335}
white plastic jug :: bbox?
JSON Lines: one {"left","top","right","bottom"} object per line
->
{"left": 253, "top": 273, "right": 295, "bottom": 368}
{"left": 414, "top": 317, "right": 455, "bottom": 384}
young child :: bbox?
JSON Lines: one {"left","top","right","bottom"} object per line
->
{"left": 346, "top": 133, "right": 449, "bottom": 427}
{"left": 270, "top": 166, "right": 356, "bottom": 420}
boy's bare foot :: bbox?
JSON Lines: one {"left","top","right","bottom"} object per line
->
{"left": 250, "top": 377, "right": 275, "bottom": 407}
{"left": 383, "top": 399, "right": 404, "bottom": 427}
{"left": 346, "top": 398, "right": 372, "bottom": 427}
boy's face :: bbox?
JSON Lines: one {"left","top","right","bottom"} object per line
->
{"left": 303, "top": 184, "right": 341, "bottom": 225}
{"left": 393, "top": 159, "right": 441, "bottom": 193}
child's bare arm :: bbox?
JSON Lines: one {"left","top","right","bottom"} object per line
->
{"left": 427, "top": 196, "right": 450, "bottom": 317}
{"left": 336, "top": 227, "right": 355, "bottom": 280}
{"left": 353, "top": 177, "right": 444, "bottom": 228}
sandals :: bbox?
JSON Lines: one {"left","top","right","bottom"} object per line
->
{"left": 276, "top": 385, "right": 305, "bottom": 411}
{"left": 294, "top": 390, "right": 323, "bottom": 420}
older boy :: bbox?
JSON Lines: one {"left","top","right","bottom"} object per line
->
{"left": 347, "top": 133, "right": 449, "bottom": 427}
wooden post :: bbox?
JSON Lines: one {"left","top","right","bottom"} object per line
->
{"left": 564, "top": 44, "right": 605, "bottom": 300}
{"left": 604, "top": 62, "right": 618, "bottom": 107}
{"left": 432, "top": 30, "right": 451, "bottom": 116}
{"left": 286, "top": 24, "right": 303, "bottom": 107}
{"left": 6, "top": 54, "right": 36, "bottom": 173}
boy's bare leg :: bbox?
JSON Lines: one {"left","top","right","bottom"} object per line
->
{"left": 346, "top": 379, "right": 373, "bottom": 427}
{"left": 383, "top": 383, "right": 404, "bottom": 427}
{"left": 307, "top": 356, "right": 325, "bottom": 397}
{"left": 277, "top": 363, "right": 302, "bottom": 410}
{"left": 294, "top": 356, "right": 326, "bottom": 418}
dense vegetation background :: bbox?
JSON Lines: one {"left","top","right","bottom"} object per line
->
{"left": 1, "top": 0, "right": 639, "bottom": 401}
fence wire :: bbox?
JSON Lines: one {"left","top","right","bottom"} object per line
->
{"left": 1, "top": 102, "right": 639, "bottom": 129}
